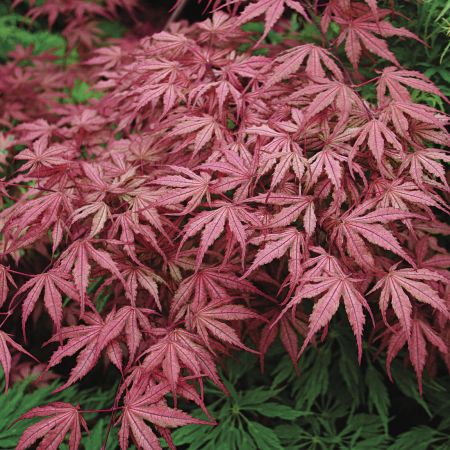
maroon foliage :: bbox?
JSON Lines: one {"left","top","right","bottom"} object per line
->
{"left": 0, "top": 0, "right": 448, "bottom": 448}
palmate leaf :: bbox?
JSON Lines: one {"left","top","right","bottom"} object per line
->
{"left": 170, "top": 265, "right": 262, "bottom": 320}
{"left": 45, "top": 311, "right": 127, "bottom": 392}
{"left": 179, "top": 201, "right": 259, "bottom": 269}
{"left": 119, "top": 381, "right": 212, "bottom": 450}
{"left": 152, "top": 166, "right": 211, "bottom": 214}
{"left": 265, "top": 44, "right": 343, "bottom": 87}
{"left": 187, "top": 299, "right": 261, "bottom": 352}
{"left": 13, "top": 270, "right": 80, "bottom": 336}
{"left": 16, "top": 402, "right": 88, "bottom": 450}
{"left": 57, "top": 240, "right": 127, "bottom": 313}
{"left": 245, "top": 122, "right": 307, "bottom": 190}
{"left": 382, "top": 101, "right": 447, "bottom": 139}
{"left": 0, "top": 378, "right": 59, "bottom": 449}
{"left": 377, "top": 67, "right": 448, "bottom": 103}
{"left": 0, "top": 331, "right": 36, "bottom": 392}
{"left": 373, "top": 179, "right": 448, "bottom": 213}
{"left": 286, "top": 274, "right": 372, "bottom": 362}
{"left": 15, "top": 136, "right": 67, "bottom": 172}
{"left": 388, "top": 425, "right": 447, "bottom": 450}
{"left": 236, "top": 0, "right": 309, "bottom": 45}
{"left": 365, "top": 364, "right": 390, "bottom": 434}
{"left": 292, "top": 79, "right": 360, "bottom": 122}
{"left": 371, "top": 267, "right": 448, "bottom": 336}
{"left": 332, "top": 7, "right": 420, "bottom": 68}
{"left": 247, "top": 421, "right": 283, "bottom": 450}
{"left": 385, "top": 318, "right": 447, "bottom": 393}
{"left": 332, "top": 202, "right": 419, "bottom": 269}
{"left": 245, "top": 193, "right": 314, "bottom": 231}
{"left": 199, "top": 143, "right": 256, "bottom": 201}
{"left": 0, "top": 376, "right": 117, "bottom": 449}
{"left": 350, "top": 118, "right": 402, "bottom": 166}
{"left": 168, "top": 116, "right": 223, "bottom": 156}
{"left": 71, "top": 201, "right": 110, "bottom": 238}
{"left": 399, "top": 147, "right": 450, "bottom": 189}
{"left": 243, "top": 228, "right": 305, "bottom": 279}
{"left": 141, "top": 328, "right": 225, "bottom": 395}
{"left": 2, "top": 191, "right": 71, "bottom": 254}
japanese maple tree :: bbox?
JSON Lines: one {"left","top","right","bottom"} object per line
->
{"left": 0, "top": 0, "right": 448, "bottom": 448}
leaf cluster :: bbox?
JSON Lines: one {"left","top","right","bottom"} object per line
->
{"left": 0, "top": 0, "right": 448, "bottom": 449}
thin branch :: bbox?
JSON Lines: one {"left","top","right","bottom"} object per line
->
{"left": 164, "top": 0, "right": 189, "bottom": 30}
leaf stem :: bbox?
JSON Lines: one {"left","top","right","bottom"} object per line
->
{"left": 164, "top": 0, "right": 189, "bottom": 31}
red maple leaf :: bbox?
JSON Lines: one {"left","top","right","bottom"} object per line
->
{"left": 56, "top": 240, "right": 127, "bottom": 311}
{"left": 284, "top": 273, "right": 372, "bottom": 361}
{"left": 152, "top": 165, "right": 211, "bottom": 214}
{"left": 187, "top": 299, "right": 261, "bottom": 352}
{"left": 13, "top": 270, "right": 80, "bottom": 336}
{"left": 350, "top": 118, "right": 402, "bottom": 167}
{"left": 266, "top": 44, "right": 343, "bottom": 87}
{"left": 399, "top": 147, "right": 450, "bottom": 190}
{"left": 179, "top": 200, "right": 260, "bottom": 269}
{"left": 0, "top": 265, "right": 15, "bottom": 309}
{"left": 199, "top": 143, "right": 257, "bottom": 201}
{"left": 0, "top": 330, "right": 36, "bottom": 391}
{"left": 16, "top": 402, "right": 88, "bottom": 450}
{"left": 243, "top": 228, "right": 306, "bottom": 289}
{"left": 46, "top": 311, "right": 127, "bottom": 391}
{"left": 237, "top": 0, "right": 309, "bottom": 45}
{"left": 377, "top": 67, "right": 447, "bottom": 104}
{"left": 170, "top": 265, "right": 262, "bottom": 319}
{"left": 141, "top": 328, "right": 224, "bottom": 394}
{"left": 119, "top": 380, "right": 212, "bottom": 450}
{"left": 385, "top": 318, "right": 447, "bottom": 393}
{"left": 330, "top": 201, "right": 419, "bottom": 268}
{"left": 370, "top": 267, "right": 449, "bottom": 336}
{"left": 333, "top": 6, "right": 419, "bottom": 67}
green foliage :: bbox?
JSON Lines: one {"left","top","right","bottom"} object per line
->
{"left": 388, "top": 426, "right": 450, "bottom": 450}
{"left": 0, "top": 6, "right": 67, "bottom": 60}
{"left": 98, "top": 20, "right": 128, "bottom": 39}
{"left": 63, "top": 79, "right": 103, "bottom": 105}
{"left": 365, "top": 363, "right": 390, "bottom": 433}
{"left": 167, "top": 353, "right": 292, "bottom": 449}
{"left": 78, "top": 418, "right": 119, "bottom": 450}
